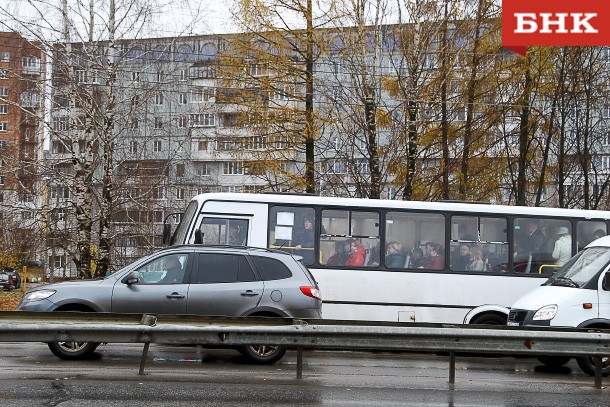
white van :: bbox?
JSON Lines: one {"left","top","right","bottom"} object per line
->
{"left": 508, "top": 235, "right": 610, "bottom": 376}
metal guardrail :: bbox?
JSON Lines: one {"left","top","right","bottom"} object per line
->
{"left": 1, "top": 311, "right": 609, "bottom": 388}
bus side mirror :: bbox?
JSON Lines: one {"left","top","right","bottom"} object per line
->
{"left": 162, "top": 223, "right": 172, "bottom": 246}
{"left": 194, "top": 229, "right": 203, "bottom": 244}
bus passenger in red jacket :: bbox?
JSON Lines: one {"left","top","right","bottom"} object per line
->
{"left": 345, "top": 239, "right": 366, "bottom": 267}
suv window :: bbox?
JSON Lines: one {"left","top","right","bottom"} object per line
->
{"left": 193, "top": 253, "right": 257, "bottom": 283}
{"left": 252, "top": 256, "right": 293, "bottom": 280}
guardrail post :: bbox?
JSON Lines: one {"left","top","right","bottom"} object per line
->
{"left": 594, "top": 356, "right": 603, "bottom": 389}
{"left": 139, "top": 343, "right": 150, "bottom": 375}
{"left": 296, "top": 347, "right": 303, "bottom": 379}
{"left": 449, "top": 351, "right": 456, "bottom": 384}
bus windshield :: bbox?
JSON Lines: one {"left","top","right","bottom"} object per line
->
{"left": 546, "top": 247, "right": 610, "bottom": 288}
{"left": 172, "top": 200, "right": 199, "bottom": 245}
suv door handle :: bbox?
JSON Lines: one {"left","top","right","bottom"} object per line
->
{"left": 166, "top": 292, "right": 185, "bottom": 299}
{"left": 240, "top": 290, "right": 259, "bottom": 297}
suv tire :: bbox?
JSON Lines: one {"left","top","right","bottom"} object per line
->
{"left": 239, "top": 344, "right": 287, "bottom": 364}
{"left": 48, "top": 341, "right": 100, "bottom": 360}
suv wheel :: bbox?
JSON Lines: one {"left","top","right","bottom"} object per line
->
{"left": 239, "top": 344, "right": 286, "bottom": 364}
{"left": 536, "top": 355, "right": 571, "bottom": 368}
{"left": 48, "top": 341, "right": 100, "bottom": 360}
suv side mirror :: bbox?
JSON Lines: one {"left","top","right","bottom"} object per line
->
{"left": 124, "top": 271, "right": 139, "bottom": 285}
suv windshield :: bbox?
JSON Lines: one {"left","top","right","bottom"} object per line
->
{"left": 546, "top": 247, "right": 610, "bottom": 288}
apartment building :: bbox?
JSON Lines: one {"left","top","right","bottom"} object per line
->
{"left": 0, "top": 32, "right": 45, "bottom": 268}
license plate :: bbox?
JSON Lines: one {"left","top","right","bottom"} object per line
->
{"left": 507, "top": 322, "right": 520, "bottom": 327}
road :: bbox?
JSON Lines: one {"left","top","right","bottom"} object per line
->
{"left": 0, "top": 342, "right": 608, "bottom": 406}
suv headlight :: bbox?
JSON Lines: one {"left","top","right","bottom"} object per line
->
{"left": 533, "top": 304, "right": 558, "bottom": 321}
{"left": 22, "top": 289, "right": 56, "bottom": 303}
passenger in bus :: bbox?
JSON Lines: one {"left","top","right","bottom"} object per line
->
{"left": 466, "top": 246, "right": 485, "bottom": 271}
{"left": 327, "top": 240, "right": 350, "bottom": 266}
{"left": 421, "top": 242, "right": 444, "bottom": 270}
{"left": 228, "top": 224, "right": 245, "bottom": 246}
{"left": 367, "top": 241, "right": 381, "bottom": 266}
{"left": 515, "top": 219, "right": 547, "bottom": 268}
{"left": 345, "top": 239, "right": 366, "bottom": 267}
{"left": 552, "top": 226, "right": 572, "bottom": 266}
{"left": 451, "top": 244, "right": 472, "bottom": 271}
{"left": 410, "top": 247, "right": 425, "bottom": 268}
{"left": 293, "top": 216, "right": 315, "bottom": 264}
{"left": 594, "top": 229, "right": 606, "bottom": 240}
{"left": 385, "top": 241, "right": 406, "bottom": 268}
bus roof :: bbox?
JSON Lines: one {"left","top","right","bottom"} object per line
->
{"left": 191, "top": 193, "right": 610, "bottom": 220}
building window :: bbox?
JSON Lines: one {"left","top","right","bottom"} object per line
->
{"left": 178, "top": 115, "right": 187, "bottom": 128}
{"left": 223, "top": 161, "right": 244, "bottom": 175}
{"left": 0, "top": 87, "right": 8, "bottom": 97}
{"left": 179, "top": 93, "right": 188, "bottom": 104}
{"left": 323, "top": 159, "right": 347, "bottom": 174}
{"left": 129, "top": 141, "right": 138, "bottom": 153}
{"left": 249, "top": 63, "right": 267, "bottom": 77}
{"left": 21, "top": 91, "right": 38, "bottom": 107}
{"left": 192, "top": 87, "right": 215, "bottom": 102}
{"left": 153, "top": 140, "right": 162, "bottom": 152}
{"left": 176, "top": 164, "right": 185, "bottom": 177}
{"left": 130, "top": 118, "right": 138, "bottom": 129}
{"left": 154, "top": 117, "right": 163, "bottom": 129}
{"left": 155, "top": 92, "right": 164, "bottom": 105}
{"left": 53, "top": 117, "right": 69, "bottom": 131}
{"left": 0, "top": 122, "right": 7, "bottom": 132}
{"left": 0, "top": 52, "right": 8, "bottom": 62}
{"left": 51, "top": 186, "right": 70, "bottom": 199}
{"left": 156, "top": 70, "right": 164, "bottom": 82}
{"left": 22, "top": 56, "right": 40, "bottom": 71}
{"left": 0, "top": 140, "right": 6, "bottom": 150}
{"left": 0, "top": 175, "right": 3, "bottom": 185}
{"left": 179, "top": 69, "right": 187, "bottom": 81}
{"left": 131, "top": 95, "right": 140, "bottom": 107}
{"left": 153, "top": 187, "right": 165, "bottom": 200}
{"left": 176, "top": 188, "right": 185, "bottom": 200}
{"left": 132, "top": 71, "right": 140, "bottom": 82}
{"left": 196, "top": 162, "right": 211, "bottom": 176}
{"left": 603, "top": 104, "right": 610, "bottom": 119}
{"left": 194, "top": 139, "right": 209, "bottom": 151}
{"left": 75, "top": 70, "right": 86, "bottom": 83}
{"left": 190, "top": 113, "right": 216, "bottom": 127}
{"left": 0, "top": 105, "right": 6, "bottom": 114}
{"left": 0, "top": 69, "right": 8, "bottom": 79}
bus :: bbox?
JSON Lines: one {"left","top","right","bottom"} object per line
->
{"left": 165, "top": 193, "right": 610, "bottom": 325}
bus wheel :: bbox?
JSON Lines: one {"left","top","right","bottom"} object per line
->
{"left": 576, "top": 356, "right": 610, "bottom": 377}
{"left": 536, "top": 355, "right": 571, "bottom": 368}
{"left": 239, "top": 344, "right": 286, "bottom": 364}
{"left": 470, "top": 313, "right": 506, "bottom": 325}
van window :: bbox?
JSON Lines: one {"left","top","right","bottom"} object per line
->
{"left": 197, "top": 218, "right": 248, "bottom": 246}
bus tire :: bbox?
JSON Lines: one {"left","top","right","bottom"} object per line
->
{"left": 239, "top": 344, "right": 286, "bottom": 364}
{"left": 576, "top": 356, "right": 610, "bottom": 377}
{"left": 470, "top": 313, "right": 506, "bottom": 325}
{"left": 48, "top": 341, "right": 100, "bottom": 360}
{"left": 536, "top": 355, "right": 571, "bottom": 368}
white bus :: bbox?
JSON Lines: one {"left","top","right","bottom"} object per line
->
{"left": 165, "top": 193, "right": 610, "bottom": 324}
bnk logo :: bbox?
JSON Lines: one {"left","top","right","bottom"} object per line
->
{"left": 502, "top": 1, "right": 610, "bottom": 56}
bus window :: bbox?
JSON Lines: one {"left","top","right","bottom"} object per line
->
{"left": 450, "top": 216, "right": 508, "bottom": 273}
{"left": 268, "top": 206, "right": 316, "bottom": 265}
{"left": 513, "top": 218, "right": 571, "bottom": 274}
{"left": 386, "top": 211, "right": 445, "bottom": 270}
{"left": 320, "top": 209, "right": 379, "bottom": 267}
{"left": 577, "top": 221, "right": 607, "bottom": 251}
{"left": 197, "top": 218, "right": 249, "bottom": 246}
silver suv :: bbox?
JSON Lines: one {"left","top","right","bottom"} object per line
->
{"left": 18, "top": 245, "right": 322, "bottom": 363}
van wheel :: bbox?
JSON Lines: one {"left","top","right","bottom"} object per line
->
{"left": 576, "top": 356, "right": 610, "bottom": 376}
{"left": 536, "top": 355, "right": 571, "bottom": 368}
{"left": 239, "top": 344, "right": 286, "bottom": 364}
{"left": 48, "top": 341, "right": 100, "bottom": 360}
{"left": 470, "top": 313, "right": 506, "bottom": 325}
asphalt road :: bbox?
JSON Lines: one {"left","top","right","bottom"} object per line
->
{"left": 0, "top": 342, "right": 608, "bottom": 406}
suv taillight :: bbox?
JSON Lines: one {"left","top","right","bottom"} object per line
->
{"left": 300, "top": 286, "right": 321, "bottom": 300}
